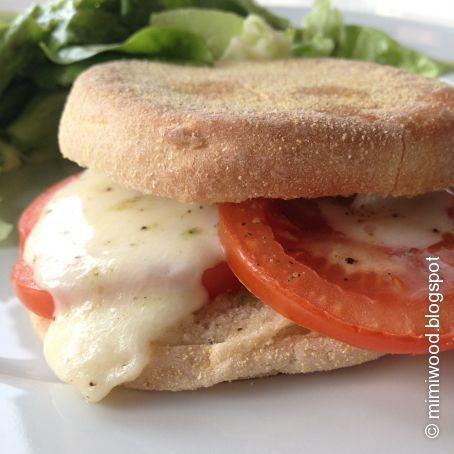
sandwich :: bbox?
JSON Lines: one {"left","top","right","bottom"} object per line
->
{"left": 11, "top": 58, "right": 454, "bottom": 402}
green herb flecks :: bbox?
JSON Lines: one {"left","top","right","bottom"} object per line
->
{"left": 182, "top": 227, "right": 203, "bottom": 238}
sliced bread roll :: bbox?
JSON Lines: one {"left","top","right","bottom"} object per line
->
{"left": 29, "top": 291, "right": 383, "bottom": 391}
{"left": 59, "top": 58, "right": 454, "bottom": 202}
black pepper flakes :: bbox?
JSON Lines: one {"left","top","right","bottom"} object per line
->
{"left": 345, "top": 257, "right": 357, "bottom": 265}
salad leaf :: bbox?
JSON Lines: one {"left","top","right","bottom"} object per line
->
{"left": 0, "top": 219, "right": 13, "bottom": 241}
{"left": 0, "top": 79, "right": 36, "bottom": 126}
{"left": 292, "top": 0, "right": 343, "bottom": 57}
{"left": 46, "top": 8, "right": 130, "bottom": 50}
{"left": 222, "top": 14, "right": 292, "bottom": 61}
{"left": 32, "top": 52, "right": 137, "bottom": 91}
{"left": 0, "top": 6, "right": 47, "bottom": 96}
{"left": 227, "top": 0, "right": 289, "bottom": 30}
{"left": 6, "top": 91, "right": 67, "bottom": 161}
{"left": 0, "top": 139, "right": 21, "bottom": 173}
{"left": 155, "top": 0, "right": 289, "bottom": 29}
{"left": 336, "top": 25, "right": 454, "bottom": 78}
{"left": 42, "top": 26, "right": 213, "bottom": 64}
{"left": 150, "top": 9, "right": 291, "bottom": 61}
{"left": 151, "top": 9, "right": 243, "bottom": 60}
{"left": 0, "top": 0, "right": 284, "bottom": 97}
{"left": 31, "top": 56, "right": 113, "bottom": 90}
{"left": 100, "top": 26, "right": 213, "bottom": 64}
{"left": 292, "top": 0, "right": 454, "bottom": 77}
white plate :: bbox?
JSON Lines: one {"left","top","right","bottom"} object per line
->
{"left": 1, "top": 7, "right": 454, "bottom": 454}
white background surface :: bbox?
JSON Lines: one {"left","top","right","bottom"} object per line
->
{"left": 261, "top": 0, "right": 454, "bottom": 27}
{"left": 1, "top": 2, "right": 454, "bottom": 454}
{"left": 3, "top": 0, "right": 454, "bottom": 26}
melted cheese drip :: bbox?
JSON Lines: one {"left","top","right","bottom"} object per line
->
{"left": 24, "top": 170, "right": 224, "bottom": 402}
{"left": 319, "top": 192, "right": 453, "bottom": 249}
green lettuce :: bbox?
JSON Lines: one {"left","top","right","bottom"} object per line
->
{"left": 150, "top": 9, "right": 291, "bottom": 62}
{"left": 6, "top": 91, "right": 67, "bottom": 161}
{"left": 151, "top": 8, "right": 243, "bottom": 60}
{"left": 0, "top": 6, "right": 48, "bottom": 96}
{"left": 336, "top": 25, "right": 454, "bottom": 78}
{"left": 292, "top": 0, "right": 454, "bottom": 77}
{"left": 0, "top": 218, "right": 12, "bottom": 241}
{"left": 222, "top": 14, "right": 291, "bottom": 61}
{"left": 153, "top": 0, "right": 289, "bottom": 30}
{"left": 42, "top": 26, "right": 213, "bottom": 64}
{"left": 0, "top": 139, "right": 21, "bottom": 173}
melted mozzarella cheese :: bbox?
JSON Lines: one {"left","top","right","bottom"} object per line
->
{"left": 24, "top": 170, "right": 224, "bottom": 402}
{"left": 319, "top": 192, "right": 453, "bottom": 249}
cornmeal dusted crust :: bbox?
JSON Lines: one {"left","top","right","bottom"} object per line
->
{"left": 29, "top": 291, "right": 383, "bottom": 392}
{"left": 59, "top": 58, "right": 454, "bottom": 202}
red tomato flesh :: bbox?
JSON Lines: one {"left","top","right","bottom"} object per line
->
{"left": 11, "top": 259, "right": 55, "bottom": 319}
{"left": 12, "top": 176, "right": 240, "bottom": 319}
{"left": 219, "top": 197, "right": 454, "bottom": 354}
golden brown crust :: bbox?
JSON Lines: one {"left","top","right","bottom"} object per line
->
{"left": 28, "top": 291, "right": 383, "bottom": 392}
{"left": 59, "top": 58, "right": 454, "bottom": 202}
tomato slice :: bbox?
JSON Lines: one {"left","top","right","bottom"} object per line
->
{"left": 202, "top": 261, "right": 242, "bottom": 301}
{"left": 18, "top": 176, "right": 77, "bottom": 253}
{"left": 12, "top": 176, "right": 240, "bottom": 320}
{"left": 12, "top": 176, "right": 78, "bottom": 318}
{"left": 219, "top": 196, "right": 454, "bottom": 354}
{"left": 11, "top": 259, "right": 55, "bottom": 319}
